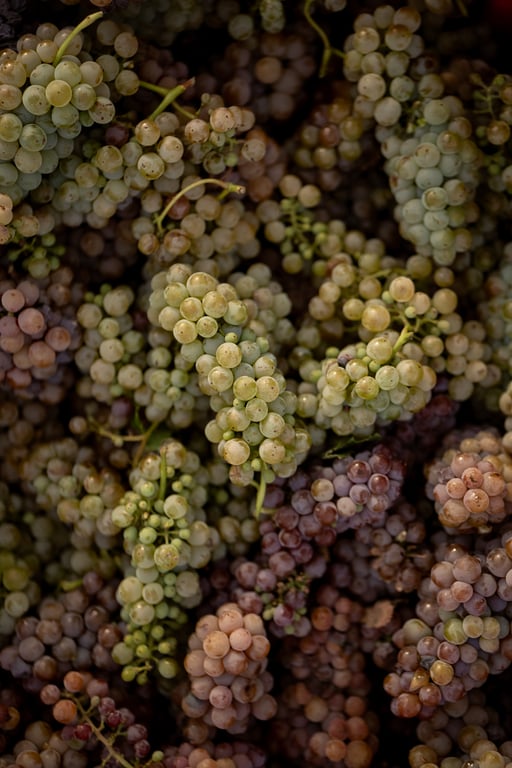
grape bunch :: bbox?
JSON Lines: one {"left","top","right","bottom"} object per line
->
{"left": 0, "top": 264, "right": 83, "bottom": 402}
{"left": 0, "top": 572, "right": 120, "bottom": 694}
{"left": 181, "top": 602, "right": 277, "bottom": 735}
{"left": 425, "top": 426, "right": 512, "bottom": 533}
{"left": 383, "top": 525, "right": 512, "bottom": 720}
{"left": 108, "top": 441, "right": 223, "bottom": 683}
{"left": 267, "top": 585, "right": 378, "bottom": 767}
{"left": 19, "top": 434, "right": 125, "bottom": 561}
{"left": 224, "top": 442, "right": 405, "bottom": 636}
{"left": 409, "top": 686, "right": 512, "bottom": 768}
{"left": 0, "top": 13, "right": 130, "bottom": 214}
{"left": 147, "top": 262, "right": 310, "bottom": 487}
{"left": 75, "top": 283, "right": 147, "bottom": 408}
{"left": 382, "top": 97, "right": 483, "bottom": 267}
{"left": 41, "top": 670, "right": 165, "bottom": 766}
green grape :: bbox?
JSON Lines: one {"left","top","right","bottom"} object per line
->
{"left": 18, "top": 123, "right": 47, "bottom": 151}
{"left": 0, "top": 113, "right": 23, "bottom": 142}
{"left": 46, "top": 79, "right": 73, "bottom": 107}
{"left": 22, "top": 84, "right": 50, "bottom": 115}
{"left": 71, "top": 83, "right": 97, "bottom": 110}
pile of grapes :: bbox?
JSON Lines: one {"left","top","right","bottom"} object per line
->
{"left": 2, "top": 0, "right": 512, "bottom": 765}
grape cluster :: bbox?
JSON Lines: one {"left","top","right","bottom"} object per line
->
{"left": 0, "top": 14, "right": 131, "bottom": 213}
{"left": 340, "top": 5, "right": 488, "bottom": 266}
{"left": 0, "top": 395, "right": 64, "bottom": 485}
{"left": 291, "top": 83, "right": 377, "bottom": 193}
{"left": 224, "top": 442, "right": 405, "bottom": 635}
{"left": 352, "top": 498, "right": 434, "bottom": 594}
{"left": 75, "top": 283, "right": 146, "bottom": 407}
{"left": 181, "top": 603, "right": 276, "bottom": 734}
{"left": 108, "top": 441, "right": 224, "bottom": 683}
{"left": 0, "top": 516, "right": 42, "bottom": 640}
{"left": 207, "top": 18, "right": 317, "bottom": 125}
{"left": 0, "top": 572, "right": 120, "bottom": 693}
{"left": 342, "top": 6, "right": 425, "bottom": 122}
{"left": 276, "top": 210, "right": 497, "bottom": 439}
{"left": 42, "top": 671, "right": 164, "bottom": 766}
{"left": 19, "top": 435, "right": 125, "bottom": 558}
{"left": 383, "top": 97, "right": 483, "bottom": 266}
{"left": 409, "top": 686, "right": 512, "bottom": 768}
{"left": 425, "top": 427, "right": 512, "bottom": 533}
{"left": 148, "top": 263, "right": 310, "bottom": 487}
{"left": 383, "top": 523, "right": 512, "bottom": 720}
{"left": 268, "top": 586, "right": 378, "bottom": 767}
{"left": 0, "top": 264, "right": 83, "bottom": 401}
{"left": 0, "top": 467, "right": 78, "bottom": 644}
{"left": 384, "top": 392, "right": 460, "bottom": 466}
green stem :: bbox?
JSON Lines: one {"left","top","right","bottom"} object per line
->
{"left": 303, "top": 0, "right": 344, "bottom": 78}
{"left": 89, "top": 419, "right": 146, "bottom": 444}
{"left": 138, "top": 80, "right": 169, "bottom": 97}
{"left": 254, "top": 475, "right": 267, "bottom": 517}
{"left": 158, "top": 452, "right": 168, "bottom": 502}
{"left": 147, "top": 78, "right": 196, "bottom": 121}
{"left": 286, "top": 202, "right": 308, "bottom": 248}
{"left": 392, "top": 324, "right": 414, "bottom": 356}
{"left": 53, "top": 11, "right": 103, "bottom": 66}
{"left": 139, "top": 80, "right": 197, "bottom": 121}
{"left": 88, "top": 418, "right": 161, "bottom": 466}
{"left": 172, "top": 100, "right": 198, "bottom": 121}
{"left": 155, "top": 178, "right": 245, "bottom": 236}
{"left": 251, "top": 466, "right": 272, "bottom": 517}
{"left": 60, "top": 578, "right": 83, "bottom": 592}
{"left": 132, "top": 419, "right": 162, "bottom": 467}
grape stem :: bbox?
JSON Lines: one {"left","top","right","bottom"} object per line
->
{"left": 303, "top": 0, "right": 344, "bottom": 78}
{"left": 158, "top": 452, "right": 168, "bottom": 502}
{"left": 59, "top": 578, "right": 83, "bottom": 591}
{"left": 73, "top": 697, "right": 135, "bottom": 768}
{"left": 154, "top": 178, "right": 245, "bottom": 236}
{"left": 391, "top": 324, "right": 414, "bottom": 356}
{"left": 138, "top": 78, "right": 197, "bottom": 121}
{"left": 133, "top": 420, "right": 163, "bottom": 466}
{"left": 251, "top": 465, "right": 274, "bottom": 517}
{"left": 53, "top": 11, "right": 104, "bottom": 66}
{"left": 88, "top": 417, "right": 162, "bottom": 466}
{"left": 254, "top": 473, "right": 267, "bottom": 517}
{"left": 282, "top": 199, "right": 316, "bottom": 253}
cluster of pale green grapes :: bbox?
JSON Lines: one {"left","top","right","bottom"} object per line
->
{"left": 147, "top": 263, "right": 311, "bottom": 488}
{"left": 341, "top": 6, "right": 484, "bottom": 266}
{"left": 289, "top": 248, "right": 495, "bottom": 436}
{"left": 75, "top": 284, "right": 146, "bottom": 405}
{"left": 0, "top": 14, "right": 138, "bottom": 219}
{"left": 383, "top": 101, "right": 482, "bottom": 266}
{"left": 111, "top": 439, "right": 220, "bottom": 572}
